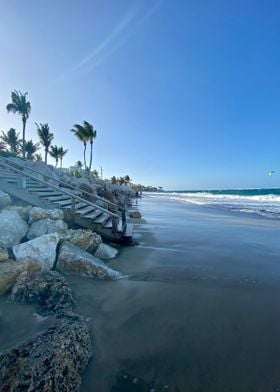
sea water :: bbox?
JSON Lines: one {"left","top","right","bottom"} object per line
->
{"left": 149, "top": 188, "right": 280, "bottom": 218}
{"left": 77, "top": 194, "right": 280, "bottom": 391}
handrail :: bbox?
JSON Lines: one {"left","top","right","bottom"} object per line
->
{"left": 3, "top": 157, "right": 126, "bottom": 212}
{"left": 0, "top": 159, "right": 120, "bottom": 220}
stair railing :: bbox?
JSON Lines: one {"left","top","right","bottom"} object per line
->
{"left": 1, "top": 157, "right": 127, "bottom": 228}
{"left": 0, "top": 159, "right": 121, "bottom": 232}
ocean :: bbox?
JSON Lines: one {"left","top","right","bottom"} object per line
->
{"left": 150, "top": 188, "right": 280, "bottom": 219}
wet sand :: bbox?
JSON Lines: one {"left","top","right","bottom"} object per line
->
{"left": 71, "top": 196, "right": 280, "bottom": 391}
{"left": 1, "top": 195, "right": 280, "bottom": 391}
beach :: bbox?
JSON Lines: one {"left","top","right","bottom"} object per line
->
{"left": 68, "top": 194, "right": 280, "bottom": 391}
{"left": 1, "top": 193, "right": 280, "bottom": 391}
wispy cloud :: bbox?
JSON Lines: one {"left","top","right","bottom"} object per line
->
{"left": 62, "top": 0, "right": 163, "bottom": 77}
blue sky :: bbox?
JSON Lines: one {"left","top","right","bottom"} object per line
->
{"left": 0, "top": 0, "right": 280, "bottom": 190}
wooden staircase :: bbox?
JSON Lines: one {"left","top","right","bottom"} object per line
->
{"left": 0, "top": 157, "right": 133, "bottom": 244}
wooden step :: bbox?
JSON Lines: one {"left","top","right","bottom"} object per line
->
{"left": 93, "top": 213, "right": 111, "bottom": 225}
{"left": 36, "top": 191, "right": 64, "bottom": 197}
{"left": 44, "top": 195, "right": 71, "bottom": 202}
{"left": 82, "top": 210, "right": 103, "bottom": 220}
{"left": 55, "top": 199, "right": 72, "bottom": 207}
{"left": 27, "top": 187, "right": 54, "bottom": 192}
{"left": 74, "top": 205, "right": 96, "bottom": 215}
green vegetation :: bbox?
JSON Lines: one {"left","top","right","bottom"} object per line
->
{"left": 0, "top": 128, "right": 21, "bottom": 154}
{"left": 36, "top": 123, "right": 54, "bottom": 164}
{"left": 70, "top": 121, "right": 97, "bottom": 172}
{"left": 25, "top": 140, "right": 40, "bottom": 160}
{"left": 6, "top": 91, "right": 31, "bottom": 159}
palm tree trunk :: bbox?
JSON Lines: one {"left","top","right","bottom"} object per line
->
{"left": 45, "top": 148, "right": 48, "bottom": 164}
{"left": 89, "top": 140, "right": 93, "bottom": 172}
{"left": 55, "top": 158, "right": 58, "bottom": 168}
{"left": 60, "top": 158, "right": 62, "bottom": 169}
{"left": 83, "top": 142, "right": 87, "bottom": 171}
{"left": 22, "top": 116, "right": 26, "bottom": 159}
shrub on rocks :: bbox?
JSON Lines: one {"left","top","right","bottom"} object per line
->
{"left": 0, "top": 318, "right": 92, "bottom": 392}
{"left": 0, "top": 259, "right": 42, "bottom": 295}
{"left": 11, "top": 270, "right": 76, "bottom": 317}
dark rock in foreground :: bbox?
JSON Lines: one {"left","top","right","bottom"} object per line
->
{"left": 0, "top": 319, "right": 92, "bottom": 392}
{"left": 11, "top": 270, "right": 76, "bottom": 317}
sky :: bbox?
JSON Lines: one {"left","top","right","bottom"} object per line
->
{"left": 0, "top": 0, "right": 280, "bottom": 190}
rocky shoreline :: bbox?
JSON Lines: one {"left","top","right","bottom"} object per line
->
{"left": 0, "top": 184, "right": 142, "bottom": 390}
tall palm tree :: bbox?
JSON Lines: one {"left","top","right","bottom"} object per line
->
{"left": 58, "top": 146, "right": 68, "bottom": 168}
{"left": 0, "top": 128, "right": 21, "bottom": 154}
{"left": 49, "top": 145, "right": 60, "bottom": 167}
{"left": 83, "top": 121, "right": 97, "bottom": 172}
{"left": 36, "top": 123, "right": 54, "bottom": 164}
{"left": 25, "top": 139, "right": 40, "bottom": 160}
{"left": 6, "top": 90, "right": 31, "bottom": 159}
{"left": 70, "top": 123, "right": 89, "bottom": 169}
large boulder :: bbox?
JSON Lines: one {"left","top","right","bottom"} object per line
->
{"left": 0, "top": 244, "right": 9, "bottom": 262}
{"left": 27, "top": 219, "right": 68, "bottom": 240}
{"left": 0, "top": 210, "right": 28, "bottom": 248}
{"left": 56, "top": 241, "right": 123, "bottom": 280}
{"left": 7, "top": 205, "right": 32, "bottom": 222}
{"left": 11, "top": 270, "right": 75, "bottom": 317}
{"left": 94, "top": 243, "right": 118, "bottom": 260}
{"left": 13, "top": 233, "right": 60, "bottom": 270}
{"left": 28, "top": 207, "right": 63, "bottom": 224}
{"left": 0, "top": 259, "right": 42, "bottom": 295}
{"left": 0, "top": 318, "right": 92, "bottom": 392}
{"left": 0, "top": 190, "right": 11, "bottom": 210}
{"left": 68, "top": 229, "right": 102, "bottom": 254}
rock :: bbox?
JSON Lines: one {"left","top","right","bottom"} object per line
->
{"left": 0, "top": 210, "right": 28, "bottom": 248}
{"left": 129, "top": 211, "right": 142, "bottom": 219}
{"left": 0, "top": 259, "right": 42, "bottom": 295}
{"left": 94, "top": 243, "right": 118, "bottom": 260}
{"left": 56, "top": 241, "right": 123, "bottom": 280}
{"left": 0, "top": 318, "right": 92, "bottom": 392}
{"left": 13, "top": 233, "right": 60, "bottom": 270}
{"left": 7, "top": 205, "right": 32, "bottom": 221}
{"left": 28, "top": 207, "right": 63, "bottom": 224}
{"left": 68, "top": 229, "right": 102, "bottom": 254}
{"left": 0, "top": 190, "right": 11, "bottom": 210}
{"left": 27, "top": 219, "right": 68, "bottom": 240}
{"left": 0, "top": 244, "right": 9, "bottom": 262}
{"left": 11, "top": 270, "right": 75, "bottom": 317}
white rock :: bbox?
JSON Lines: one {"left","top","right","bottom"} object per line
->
{"left": 0, "top": 210, "right": 28, "bottom": 248}
{"left": 0, "top": 190, "right": 11, "bottom": 210}
{"left": 13, "top": 233, "right": 60, "bottom": 270}
{"left": 28, "top": 207, "right": 64, "bottom": 224}
{"left": 56, "top": 241, "right": 123, "bottom": 280}
{"left": 27, "top": 219, "right": 68, "bottom": 240}
{"left": 94, "top": 243, "right": 118, "bottom": 260}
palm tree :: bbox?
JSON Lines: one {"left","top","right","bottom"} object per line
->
{"left": 49, "top": 145, "right": 60, "bottom": 167}
{"left": 71, "top": 123, "right": 90, "bottom": 169}
{"left": 36, "top": 123, "right": 54, "bottom": 164}
{"left": 0, "top": 128, "right": 21, "bottom": 154}
{"left": 58, "top": 146, "right": 68, "bottom": 169}
{"left": 6, "top": 90, "right": 31, "bottom": 159}
{"left": 124, "top": 175, "right": 131, "bottom": 185}
{"left": 83, "top": 121, "right": 97, "bottom": 172}
{"left": 25, "top": 140, "right": 40, "bottom": 160}
{"left": 75, "top": 160, "right": 83, "bottom": 170}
